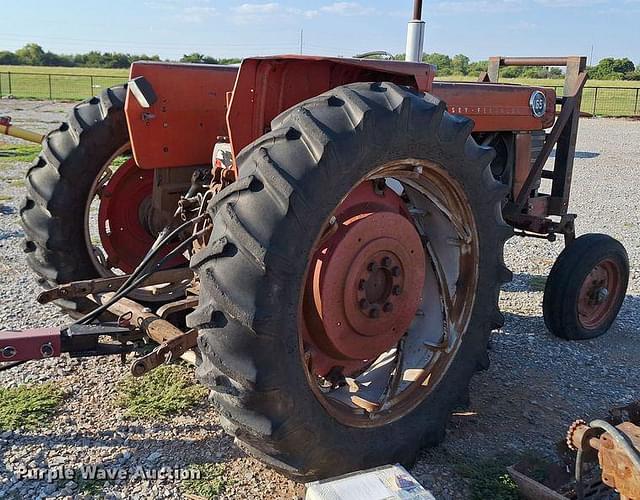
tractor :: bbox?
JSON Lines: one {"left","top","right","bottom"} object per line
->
{"left": 1, "top": 0, "right": 630, "bottom": 481}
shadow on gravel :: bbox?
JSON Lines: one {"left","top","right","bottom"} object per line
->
{"left": 502, "top": 272, "right": 548, "bottom": 293}
{"left": 0, "top": 421, "right": 242, "bottom": 468}
{"left": 550, "top": 150, "right": 600, "bottom": 159}
{"left": 0, "top": 204, "right": 16, "bottom": 215}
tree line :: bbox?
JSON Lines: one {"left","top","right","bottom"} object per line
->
{"left": 0, "top": 44, "right": 638, "bottom": 80}
{"left": 0, "top": 44, "right": 241, "bottom": 69}
{"left": 408, "top": 53, "right": 640, "bottom": 80}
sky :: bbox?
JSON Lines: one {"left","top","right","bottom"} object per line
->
{"left": 1, "top": 1, "right": 639, "bottom": 64}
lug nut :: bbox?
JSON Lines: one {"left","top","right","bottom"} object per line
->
{"left": 381, "top": 257, "right": 392, "bottom": 268}
{"left": 391, "top": 266, "right": 401, "bottom": 277}
{"left": 383, "top": 302, "right": 394, "bottom": 313}
{"left": 367, "top": 262, "right": 378, "bottom": 272}
{"left": 392, "top": 285, "right": 402, "bottom": 296}
{"left": 359, "top": 299, "right": 370, "bottom": 310}
{"left": 369, "top": 306, "right": 381, "bottom": 319}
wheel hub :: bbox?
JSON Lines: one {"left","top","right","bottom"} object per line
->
{"left": 303, "top": 181, "right": 426, "bottom": 376}
{"left": 578, "top": 259, "right": 622, "bottom": 329}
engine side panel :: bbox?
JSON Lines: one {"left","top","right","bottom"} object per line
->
{"left": 432, "top": 82, "right": 556, "bottom": 131}
{"left": 125, "top": 62, "right": 237, "bottom": 169}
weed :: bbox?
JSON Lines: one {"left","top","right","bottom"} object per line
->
{"left": 116, "top": 364, "right": 209, "bottom": 419}
{"left": 529, "top": 275, "right": 548, "bottom": 292}
{"left": 73, "top": 477, "right": 104, "bottom": 496}
{"left": 0, "top": 384, "right": 65, "bottom": 430}
{"left": 455, "top": 455, "right": 519, "bottom": 500}
{"left": 0, "top": 144, "right": 41, "bottom": 163}
{"left": 182, "top": 463, "right": 229, "bottom": 499}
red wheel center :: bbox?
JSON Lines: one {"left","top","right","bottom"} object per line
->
{"left": 578, "top": 259, "right": 622, "bottom": 329}
{"left": 97, "top": 158, "right": 185, "bottom": 273}
{"left": 303, "top": 181, "right": 426, "bottom": 377}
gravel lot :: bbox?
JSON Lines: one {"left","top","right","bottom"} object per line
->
{"left": 0, "top": 99, "right": 638, "bottom": 499}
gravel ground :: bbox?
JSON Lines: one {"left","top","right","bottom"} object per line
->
{"left": 0, "top": 99, "right": 638, "bottom": 499}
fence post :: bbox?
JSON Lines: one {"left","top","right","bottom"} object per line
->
{"left": 48, "top": 74, "right": 53, "bottom": 100}
{"left": 7, "top": 72, "right": 11, "bottom": 95}
{"left": 593, "top": 87, "right": 598, "bottom": 116}
{"left": 90, "top": 75, "right": 94, "bottom": 97}
{"left": 0, "top": 73, "right": 3, "bottom": 96}
{"left": 635, "top": 88, "right": 639, "bottom": 116}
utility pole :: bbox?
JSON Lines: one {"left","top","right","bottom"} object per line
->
{"left": 300, "top": 29, "right": 304, "bottom": 55}
{"left": 590, "top": 45, "right": 594, "bottom": 67}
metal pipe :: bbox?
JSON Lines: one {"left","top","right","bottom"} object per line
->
{"left": 498, "top": 57, "right": 575, "bottom": 67}
{"left": 413, "top": 0, "right": 423, "bottom": 20}
{"left": 0, "top": 117, "right": 44, "bottom": 144}
{"left": 405, "top": 1, "right": 425, "bottom": 62}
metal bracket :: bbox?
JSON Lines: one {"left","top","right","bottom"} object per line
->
{"left": 130, "top": 329, "right": 198, "bottom": 377}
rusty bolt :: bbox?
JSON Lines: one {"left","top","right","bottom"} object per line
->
{"left": 368, "top": 262, "right": 378, "bottom": 272}
{"left": 392, "top": 285, "right": 402, "bottom": 296}
{"left": 369, "top": 306, "right": 381, "bottom": 319}
{"left": 383, "top": 302, "right": 394, "bottom": 313}
{"left": 381, "top": 257, "right": 392, "bottom": 268}
{"left": 359, "top": 299, "right": 370, "bottom": 310}
{"left": 391, "top": 266, "right": 401, "bottom": 277}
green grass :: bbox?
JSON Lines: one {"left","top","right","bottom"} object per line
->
{"left": 455, "top": 455, "right": 519, "bottom": 500}
{"left": 182, "top": 463, "right": 229, "bottom": 499}
{"left": 528, "top": 275, "right": 548, "bottom": 292}
{"left": 0, "top": 143, "right": 42, "bottom": 163}
{"left": 0, "top": 384, "right": 65, "bottom": 430}
{"left": 116, "top": 364, "right": 209, "bottom": 419}
{"left": 0, "top": 65, "right": 127, "bottom": 100}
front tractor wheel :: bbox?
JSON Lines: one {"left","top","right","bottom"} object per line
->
{"left": 543, "top": 234, "right": 629, "bottom": 340}
{"left": 190, "top": 82, "right": 512, "bottom": 479}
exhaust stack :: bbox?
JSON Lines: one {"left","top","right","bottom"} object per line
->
{"left": 405, "top": 0, "right": 425, "bottom": 62}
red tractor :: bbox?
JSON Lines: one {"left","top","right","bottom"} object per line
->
{"left": 2, "top": 0, "right": 629, "bottom": 480}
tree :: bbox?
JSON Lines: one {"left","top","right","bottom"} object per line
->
{"left": 451, "top": 54, "right": 470, "bottom": 76}
{"left": 590, "top": 57, "right": 636, "bottom": 80}
{"left": 422, "top": 53, "right": 452, "bottom": 75}
{"left": 180, "top": 53, "right": 219, "bottom": 64}
{"left": 15, "top": 43, "right": 45, "bottom": 65}
{"left": 0, "top": 51, "right": 20, "bottom": 65}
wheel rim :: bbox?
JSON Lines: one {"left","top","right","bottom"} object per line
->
{"left": 299, "top": 160, "right": 480, "bottom": 427}
{"left": 84, "top": 145, "right": 188, "bottom": 302}
{"left": 577, "top": 258, "right": 624, "bottom": 330}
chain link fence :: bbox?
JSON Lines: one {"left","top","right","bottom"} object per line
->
{"left": 0, "top": 72, "right": 127, "bottom": 101}
{"left": 550, "top": 85, "right": 640, "bottom": 117}
{"left": 1, "top": 71, "right": 639, "bottom": 117}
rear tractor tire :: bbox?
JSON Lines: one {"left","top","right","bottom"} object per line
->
{"left": 189, "top": 82, "right": 513, "bottom": 480}
{"left": 543, "top": 233, "right": 629, "bottom": 340}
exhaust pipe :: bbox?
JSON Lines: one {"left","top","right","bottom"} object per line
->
{"left": 405, "top": 0, "right": 425, "bottom": 63}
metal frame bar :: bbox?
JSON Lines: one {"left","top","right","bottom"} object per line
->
{"left": 488, "top": 56, "right": 588, "bottom": 244}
